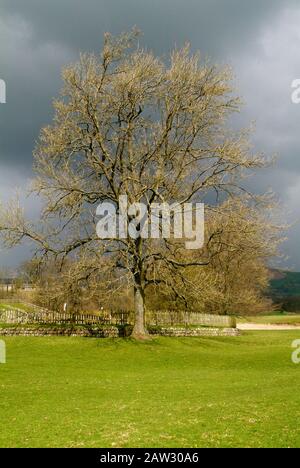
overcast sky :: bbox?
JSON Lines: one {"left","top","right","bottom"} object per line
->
{"left": 1, "top": 0, "right": 300, "bottom": 269}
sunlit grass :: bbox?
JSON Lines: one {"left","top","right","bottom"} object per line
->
{"left": 238, "top": 314, "right": 300, "bottom": 325}
{"left": 0, "top": 302, "right": 36, "bottom": 313}
{"left": 0, "top": 333, "right": 300, "bottom": 448}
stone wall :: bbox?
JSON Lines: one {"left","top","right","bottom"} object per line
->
{"left": 0, "top": 326, "right": 119, "bottom": 338}
{"left": 0, "top": 325, "right": 240, "bottom": 338}
{"left": 149, "top": 327, "right": 241, "bottom": 337}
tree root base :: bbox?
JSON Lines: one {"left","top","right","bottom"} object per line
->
{"left": 131, "top": 331, "right": 152, "bottom": 341}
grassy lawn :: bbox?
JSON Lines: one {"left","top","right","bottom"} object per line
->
{"left": 0, "top": 302, "right": 35, "bottom": 313}
{"left": 0, "top": 333, "right": 300, "bottom": 448}
{"left": 238, "top": 314, "right": 300, "bottom": 325}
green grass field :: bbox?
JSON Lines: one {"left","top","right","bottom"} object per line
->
{"left": 0, "top": 301, "right": 35, "bottom": 313}
{"left": 238, "top": 314, "right": 300, "bottom": 325}
{"left": 1, "top": 333, "right": 300, "bottom": 448}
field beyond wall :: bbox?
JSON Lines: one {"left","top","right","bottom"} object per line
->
{"left": 0, "top": 332, "right": 300, "bottom": 448}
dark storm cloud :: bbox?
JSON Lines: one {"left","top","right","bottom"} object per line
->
{"left": 1, "top": 0, "right": 300, "bottom": 266}
{"left": 0, "top": 0, "right": 297, "bottom": 170}
{"left": 1, "top": 0, "right": 296, "bottom": 55}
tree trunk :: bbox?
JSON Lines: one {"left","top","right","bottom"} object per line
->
{"left": 132, "top": 286, "right": 148, "bottom": 339}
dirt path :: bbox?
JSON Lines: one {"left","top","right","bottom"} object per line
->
{"left": 237, "top": 323, "right": 300, "bottom": 331}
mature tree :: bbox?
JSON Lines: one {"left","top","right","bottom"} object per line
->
{"left": 146, "top": 196, "right": 281, "bottom": 314}
{"left": 0, "top": 30, "right": 275, "bottom": 338}
{"left": 200, "top": 198, "right": 279, "bottom": 315}
{"left": 27, "top": 256, "right": 134, "bottom": 314}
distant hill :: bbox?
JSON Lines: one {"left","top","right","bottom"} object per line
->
{"left": 269, "top": 270, "right": 300, "bottom": 312}
{"left": 269, "top": 270, "right": 300, "bottom": 297}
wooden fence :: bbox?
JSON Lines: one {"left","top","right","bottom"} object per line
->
{"left": 0, "top": 309, "right": 129, "bottom": 326}
{"left": 145, "top": 310, "right": 236, "bottom": 328}
{"left": 0, "top": 307, "right": 236, "bottom": 328}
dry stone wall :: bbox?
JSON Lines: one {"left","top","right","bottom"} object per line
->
{"left": 0, "top": 325, "right": 240, "bottom": 337}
